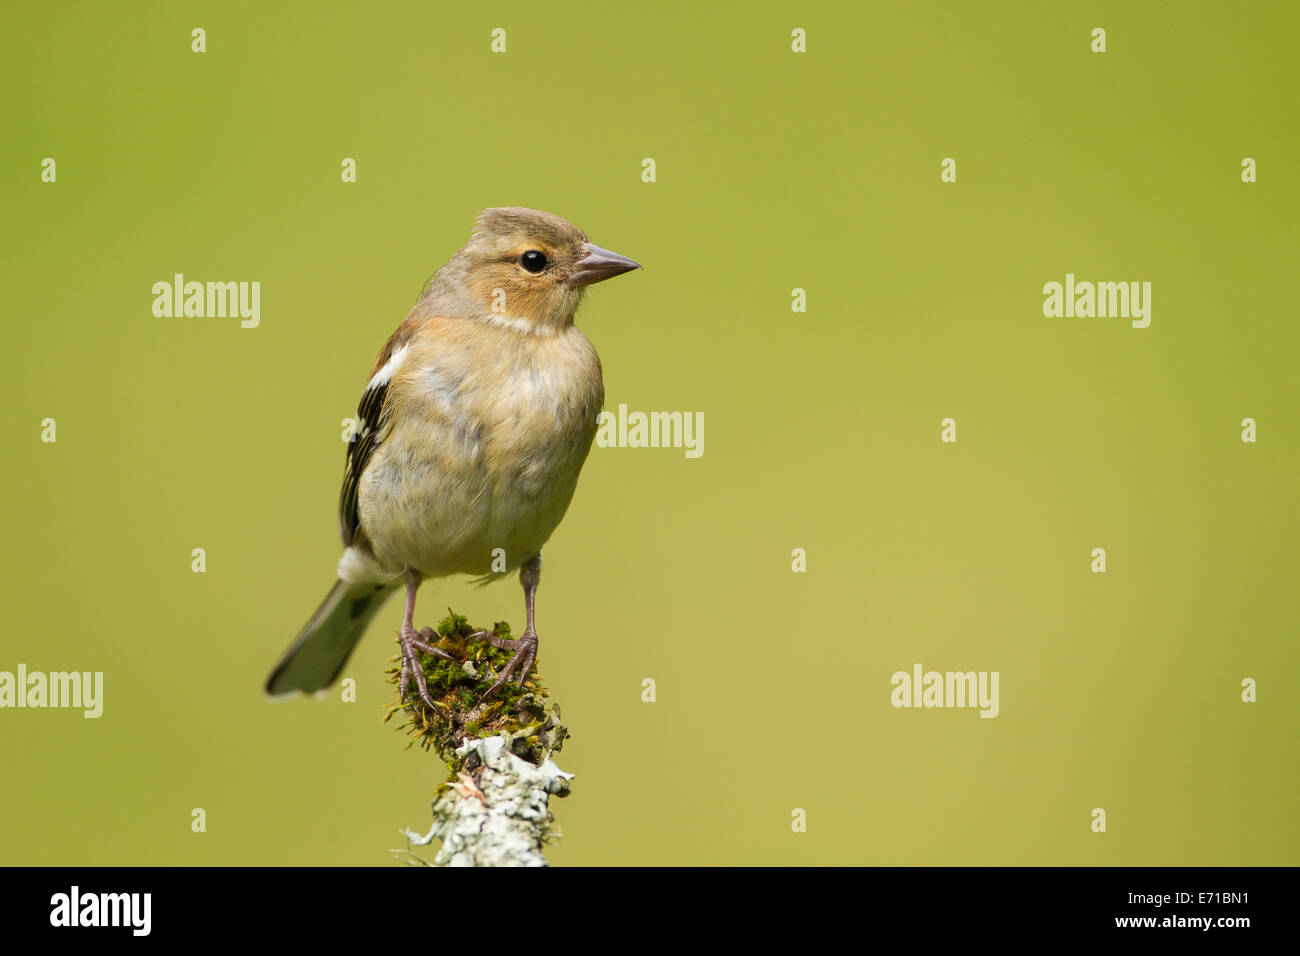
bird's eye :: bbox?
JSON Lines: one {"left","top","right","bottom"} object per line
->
{"left": 520, "top": 250, "right": 548, "bottom": 273}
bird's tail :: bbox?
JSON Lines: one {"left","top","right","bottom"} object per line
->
{"left": 265, "top": 580, "right": 394, "bottom": 697}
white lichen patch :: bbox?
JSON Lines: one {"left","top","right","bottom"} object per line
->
{"left": 397, "top": 734, "right": 574, "bottom": 867}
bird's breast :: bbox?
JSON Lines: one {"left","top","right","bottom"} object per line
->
{"left": 477, "top": 331, "right": 604, "bottom": 558}
{"left": 360, "top": 323, "right": 603, "bottom": 577}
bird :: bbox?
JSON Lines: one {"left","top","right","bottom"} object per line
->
{"left": 265, "top": 207, "right": 640, "bottom": 705}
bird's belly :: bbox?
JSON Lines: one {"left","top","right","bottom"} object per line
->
{"left": 481, "top": 452, "right": 585, "bottom": 566}
{"left": 358, "top": 388, "right": 597, "bottom": 578}
{"left": 358, "top": 437, "right": 493, "bottom": 576}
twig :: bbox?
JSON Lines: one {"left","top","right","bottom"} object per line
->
{"left": 385, "top": 612, "right": 571, "bottom": 867}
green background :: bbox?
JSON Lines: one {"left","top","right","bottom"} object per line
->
{"left": 2, "top": 1, "right": 1296, "bottom": 865}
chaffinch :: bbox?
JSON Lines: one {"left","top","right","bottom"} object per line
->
{"left": 266, "top": 207, "right": 640, "bottom": 704}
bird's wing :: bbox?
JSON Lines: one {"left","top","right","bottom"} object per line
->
{"left": 339, "top": 315, "right": 425, "bottom": 546}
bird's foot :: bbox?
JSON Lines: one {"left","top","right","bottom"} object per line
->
{"left": 468, "top": 627, "right": 539, "bottom": 698}
{"left": 398, "top": 625, "right": 456, "bottom": 710}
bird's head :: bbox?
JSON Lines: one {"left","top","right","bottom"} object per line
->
{"left": 428, "top": 207, "right": 640, "bottom": 332}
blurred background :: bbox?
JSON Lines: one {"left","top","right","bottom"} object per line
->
{"left": 1, "top": 0, "right": 1296, "bottom": 865}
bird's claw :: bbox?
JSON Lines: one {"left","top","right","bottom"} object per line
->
{"left": 397, "top": 625, "right": 455, "bottom": 710}
{"left": 470, "top": 628, "right": 539, "bottom": 698}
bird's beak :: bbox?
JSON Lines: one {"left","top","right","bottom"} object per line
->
{"left": 567, "top": 243, "right": 641, "bottom": 287}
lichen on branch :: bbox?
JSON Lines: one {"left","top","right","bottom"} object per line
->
{"left": 385, "top": 611, "right": 572, "bottom": 867}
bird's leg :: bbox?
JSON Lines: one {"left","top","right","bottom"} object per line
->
{"left": 471, "top": 555, "right": 542, "bottom": 697}
{"left": 397, "top": 572, "right": 455, "bottom": 709}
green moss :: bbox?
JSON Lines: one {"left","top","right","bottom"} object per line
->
{"left": 383, "top": 611, "right": 566, "bottom": 771}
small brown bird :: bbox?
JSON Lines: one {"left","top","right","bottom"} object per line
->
{"left": 266, "top": 207, "right": 640, "bottom": 704}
